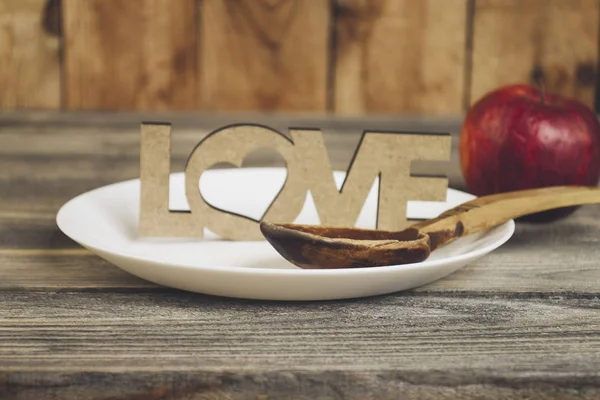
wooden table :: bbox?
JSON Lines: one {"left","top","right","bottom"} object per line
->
{"left": 2, "top": 112, "right": 600, "bottom": 400}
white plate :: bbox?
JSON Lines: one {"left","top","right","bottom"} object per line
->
{"left": 56, "top": 168, "right": 514, "bottom": 301}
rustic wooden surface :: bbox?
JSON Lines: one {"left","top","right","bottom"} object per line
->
{"left": 0, "top": 0, "right": 61, "bottom": 109}
{"left": 470, "top": 0, "right": 599, "bottom": 108}
{"left": 334, "top": 0, "right": 467, "bottom": 115}
{"left": 62, "top": 0, "right": 198, "bottom": 110}
{"left": 1, "top": 111, "right": 600, "bottom": 399}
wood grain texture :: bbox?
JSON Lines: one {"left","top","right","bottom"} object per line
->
{"left": 2, "top": 293, "right": 600, "bottom": 399}
{"left": 0, "top": 0, "right": 61, "bottom": 109}
{"left": 200, "top": 0, "right": 330, "bottom": 112}
{"left": 2, "top": 113, "right": 600, "bottom": 399}
{"left": 470, "top": 0, "right": 600, "bottom": 108}
{"left": 62, "top": 0, "right": 198, "bottom": 110}
{"left": 333, "top": 0, "right": 467, "bottom": 115}
{"left": 0, "top": 252, "right": 159, "bottom": 291}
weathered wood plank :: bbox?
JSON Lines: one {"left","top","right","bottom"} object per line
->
{"left": 62, "top": 0, "right": 198, "bottom": 110}
{"left": 199, "top": 0, "right": 330, "bottom": 112}
{"left": 0, "top": 252, "right": 160, "bottom": 291}
{"left": 470, "top": 0, "right": 599, "bottom": 108}
{"left": 0, "top": 216, "right": 81, "bottom": 250}
{"left": 0, "top": 109, "right": 466, "bottom": 131}
{"left": 3, "top": 370, "right": 600, "bottom": 400}
{"left": 333, "top": 0, "right": 467, "bottom": 115}
{"left": 0, "top": 0, "right": 61, "bottom": 109}
{"left": 1, "top": 293, "right": 600, "bottom": 399}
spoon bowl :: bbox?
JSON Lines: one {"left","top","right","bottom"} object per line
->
{"left": 260, "top": 223, "right": 431, "bottom": 269}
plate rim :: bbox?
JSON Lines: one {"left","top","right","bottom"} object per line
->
{"left": 56, "top": 168, "right": 515, "bottom": 276}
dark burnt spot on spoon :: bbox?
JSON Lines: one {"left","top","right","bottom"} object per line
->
{"left": 455, "top": 221, "right": 465, "bottom": 236}
{"left": 427, "top": 221, "right": 465, "bottom": 251}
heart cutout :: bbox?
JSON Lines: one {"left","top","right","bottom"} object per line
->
{"left": 198, "top": 147, "right": 288, "bottom": 222}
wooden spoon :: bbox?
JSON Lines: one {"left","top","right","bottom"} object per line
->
{"left": 259, "top": 185, "right": 600, "bottom": 269}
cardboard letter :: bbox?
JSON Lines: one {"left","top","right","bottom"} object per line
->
{"left": 185, "top": 124, "right": 307, "bottom": 240}
{"left": 289, "top": 129, "right": 451, "bottom": 230}
{"left": 139, "top": 123, "right": 200, "bottom": 236}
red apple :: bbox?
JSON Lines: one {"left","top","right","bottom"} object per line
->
{"left": 459, "top": 83, "right": 600, "bottom": 221}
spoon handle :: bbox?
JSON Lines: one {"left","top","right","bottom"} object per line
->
{"left": 412, "top": 185, "right": 600, "bottom": 250}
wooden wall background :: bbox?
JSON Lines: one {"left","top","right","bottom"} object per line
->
{"left": 1, "top": 0, "right": 599, "bottom": 115}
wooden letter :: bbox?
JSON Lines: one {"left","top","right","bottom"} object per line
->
{"left": 289, "top": 129, "right": 450, "bottom": 230}
{"left": 139, "top": 123, "right": 198, "bottom": 236}
{"left": 185, "top": 124, "right": 307, "bottom": 241}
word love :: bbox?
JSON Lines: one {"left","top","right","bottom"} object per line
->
{"left": 139, "top": 122, "right": 451, "bottom": 241}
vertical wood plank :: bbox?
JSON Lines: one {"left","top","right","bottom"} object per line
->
{"left": 199, "top": 0, "right": 330, "bottom": 112}
{"left": 470, "top": 0, "right": 599, "bottom": 108}
{"left": 333, "top": 0, "right": 467, "bottom": 115}
{"left": 62, "top": 0, "right": 198, "bottom": 110}
{"left": 0, "top": 0, "right": 61, "bottom": 109}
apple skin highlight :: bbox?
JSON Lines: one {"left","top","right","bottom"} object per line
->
{"left": 459, "top": 84, "right": 600, "bottom": 221}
